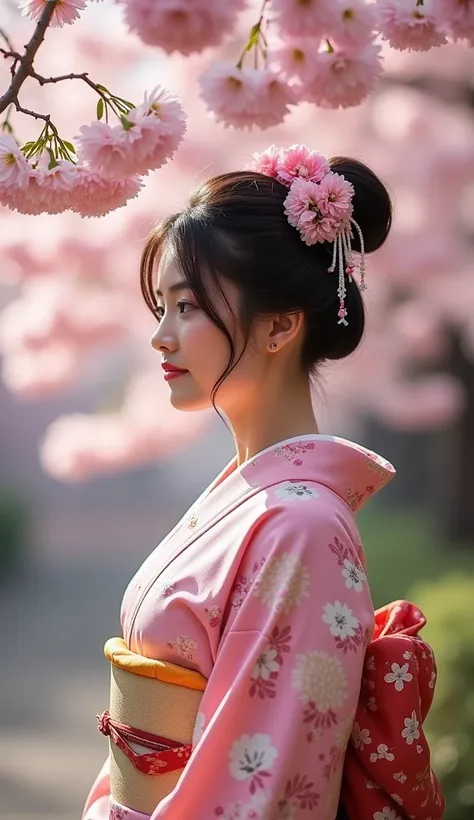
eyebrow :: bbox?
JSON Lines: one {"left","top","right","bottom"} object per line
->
{"left": 155, "top": 282, "right": 190, "bottom": 297}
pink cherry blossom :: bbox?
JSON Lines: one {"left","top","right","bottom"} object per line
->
{"left": 302, "top": 42, "right": 383, "bottom": 108}
{"left": 270, "top": 0, "right": 338, "bottom": 38}
{"left": 277, "top": 144, "right": 330, "bottom": 186}
{"left": 316, "top": 171, "right": 354, "bottom": 218}
{"left": 378, "top": 0, "right": 448, "bottom": 52}
{"left": 254, "top": 71, "right": 297, "bottom": 129}
{"left": 77, "top": 87, "right": 186, "bottom": 178}
{"left": 1, "top": 156, "right": 78, "bottom": 215}
{"left": 283, "top": 178, "right": 340, "bottom": 245}
{"left": 432, "top": 0, "right": 474, "bottom": 44}
{"left": 70, "top": 168, "right": 143, "bottom": 217}
{"left": 18, "top": 0, "right": 87, "bottom": 27}
{"left": 121, "top": 0, "right": 245, "bottom": 55}
{"left": 2, "top": 344, "right": 80, "bottom": 398}
{"left": 1, "top": 169, "right": 66, "bottom": 215}
{"left": 246, "top": 145, "right": 282, "bottom": 178}
{"left": 0, "top": 280, "right": 126, "bottom": 354}
{"left": 199, "top": 63, "right": 295, "bottom": 129}
{"left": 268, "top": 38, "right": 321, "bottom": 84}
{"left": 0, "top": 136, "right": 31, "bottom": 186}
{"left": 39, "top": 372, "right": 209, "bottom": 481}
{"left": 327, "top": 0, "right": 379, "bottom": 47}
{"left": 34, "top": 157, "right": 78, "bottom": 212}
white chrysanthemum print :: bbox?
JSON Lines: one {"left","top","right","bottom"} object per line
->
{"left": 373, "top": 809, "right": 401, "bottom": 820}
{"left": 274, "top": 481, "right": 320, "bottom": 501}
{"left": 252, "top": 647, "right": 280, "bottom": 681}
{"left": 322, "top": 601, "right": 360, "bottom": 639}
{"left": 292, "top": 650, "right": 347, "bottom": 709}
{"left": 402, "top": 711, "right": 420, "bottom": 745}
{"left": 393, "top": 771, "right": 407, "bottom": 783}
{"left": 192, "top": 711, "right": 206, "bottom": 747}
{"left": 342, "top": 557, "right": 366, "bottom": 592}
{"left": 352, "top": 722, "right": 371, "bottom": 750}
{"left": 429, "top": 670, "right": 436, "bottom": 689}
{"left": 384, "top": 662, "right": 413, "bottom": 692}
{"left": 253, "top": 553, "right": 310, "bottom": 614}
{"left": 228, "top": 733, "right": 277, "bottom": 781}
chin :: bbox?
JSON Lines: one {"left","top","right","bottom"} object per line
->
{"left": 168, "top": 390, "right": 212, "bottom": 412}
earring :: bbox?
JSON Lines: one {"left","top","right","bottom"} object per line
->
{"left": 270, "top": 342, "right": 277, "bottom": 350}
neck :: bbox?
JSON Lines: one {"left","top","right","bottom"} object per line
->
{"left": 227, "top": 374, "right": 319, "bottom": 466}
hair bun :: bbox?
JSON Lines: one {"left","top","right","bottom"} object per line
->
{"left": 329, "top": 157, "right": 392, "bottom": 254}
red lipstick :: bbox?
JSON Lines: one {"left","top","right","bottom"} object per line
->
{"left": 161, "top": 363, "right": 189, "bottom": 381}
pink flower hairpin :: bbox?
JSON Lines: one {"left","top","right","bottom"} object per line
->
{"left": 247, "top": 144, "right": 367, "bottom": 326}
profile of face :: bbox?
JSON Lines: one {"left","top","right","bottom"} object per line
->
{"left": 151, "top": 246, "right": 286, "bottom": 415}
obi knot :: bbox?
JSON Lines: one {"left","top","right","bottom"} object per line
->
{"left": 96, "top": 709, "right": 112, "bottom": 736}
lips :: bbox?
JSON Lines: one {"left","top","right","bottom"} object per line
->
{"left": 161, "top": 363, "right": 189, "bottom": 381}
{"left": 161, "top": 363, "right": 188, "bottom": 374}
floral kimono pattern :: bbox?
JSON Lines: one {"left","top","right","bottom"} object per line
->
{"left": 81, "top": 434, "right": 443, "bottom": 820}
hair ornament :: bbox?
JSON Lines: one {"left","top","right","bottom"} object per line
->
{"left": 247, "top": 144, "right": 367, "bottom": 326}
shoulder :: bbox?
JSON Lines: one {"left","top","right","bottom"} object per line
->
{"left": 223, "top": 482, "right": 372, "bottom": 639}
{"left": 231, "top": 482, "right": 364, "bottom": 595}
{"left": 257, "top": 479, "right": 359, "bottom": 546}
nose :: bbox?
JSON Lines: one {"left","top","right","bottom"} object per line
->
{"left": 150, "top": 324, "right": 178, "bottom": 354}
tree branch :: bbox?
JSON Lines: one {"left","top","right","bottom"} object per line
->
{"left": 0, "top": 28, "right": 15, "bottom": 52}
{"left": 13, "top": 101, "right": 51, "bottom": 124}
{"left": 31, "top": 69, "right": 109, "bottom": 103}
{"left": 0, "top": 1, "right": 59, "bottom": 115}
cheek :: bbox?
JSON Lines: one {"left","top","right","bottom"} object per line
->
{"left": 182, "top": 318, "right": 230, "bottom": 381}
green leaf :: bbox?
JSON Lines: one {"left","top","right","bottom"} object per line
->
{"left": 120, "top": 116, "right": 134, "bottom": 131}
{"left": 47, "top": 148, "right": 59, "bottom": 170}
{"left": 96, "top": 97, "right": 104, "bottom": 121}
{"left": 62, "top": 141, "right": 76, "bottom": 154}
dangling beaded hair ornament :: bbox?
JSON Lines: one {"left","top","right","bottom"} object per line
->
{"left": 247, "top": 144, "right": 366, "bottom": 326}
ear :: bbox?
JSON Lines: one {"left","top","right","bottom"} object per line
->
{"left": 266, "top": 311, "right": 304, "bottom": 352}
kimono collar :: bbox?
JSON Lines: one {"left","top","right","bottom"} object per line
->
{"left": 233, "top": 434, "right": 396, "bottom": 514}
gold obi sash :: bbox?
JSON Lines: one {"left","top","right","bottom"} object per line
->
{"left": 97, "top": 637, "right": 207, "bottom": 815}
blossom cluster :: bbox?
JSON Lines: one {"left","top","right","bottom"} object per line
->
{"left": 0, "top": 87, "right": 186, "bottom": 217}
{"left": 14, "top": 0, "right": 474, "bottom": 138}
{"left": 113, "top": 0, "right": 474, "bottom": 128}
{"left": 248, "top": 144, "right": 355, "bottom": 245}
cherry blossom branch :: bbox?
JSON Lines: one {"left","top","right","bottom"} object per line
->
{"left": 236, "top": 0, "right": 270, "bottom": 70}
{"left": 0, "top": 28, "right": 15, "bottom": 52}
{"left": 31, "top": 70, "right": 114, "bottom": 116}
{"left": 31, "top": 70, "right": 135, "bottom": 121}
{"left": 0, "top": 0, "right": 58, "bottom": 115}
{"left": 13, "top": 102, "right": 51, "bottom": 123}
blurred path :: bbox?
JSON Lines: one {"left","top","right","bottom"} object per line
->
{"left": 0, "top": 560, "right": 136, "bottom": 820}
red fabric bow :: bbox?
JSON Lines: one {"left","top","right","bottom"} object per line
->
{"left": 341, "top": 600, "right": 445, "bottom": 819}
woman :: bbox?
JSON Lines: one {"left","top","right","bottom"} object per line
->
{"left": 82, "top": 145, "right": 444, "bottom": 820}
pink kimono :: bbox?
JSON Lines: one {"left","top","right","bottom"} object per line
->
{"left": 81, "top": 435, "right": 432, "bottom": 820}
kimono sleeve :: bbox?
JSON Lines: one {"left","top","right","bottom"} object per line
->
{"left": 82, "top": 757, "right": 110, "bottom": 819}
{"left": 150, "top": 500, "right": 374, "bottom": 820}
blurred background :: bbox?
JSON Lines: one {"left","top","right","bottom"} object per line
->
{"left": 1, "top": 1, "right": 473, "bottom": 819}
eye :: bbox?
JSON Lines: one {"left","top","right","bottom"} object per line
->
{"left": 155, "top": 304, "right": 165, "bottom": 321}
{"left": 177, "top": 300, "right": 195, "bottom": 315}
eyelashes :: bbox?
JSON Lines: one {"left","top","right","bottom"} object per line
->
{"left": 154, "top": 301, "right": 196, "bottom": 321}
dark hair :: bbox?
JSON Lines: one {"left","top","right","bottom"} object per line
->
{"left": 140, "top": 157, "right": 392, "bottom": 402}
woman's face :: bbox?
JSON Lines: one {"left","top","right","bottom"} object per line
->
{"left": 151, "top": 247, "right": 269, "bottom": 413}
